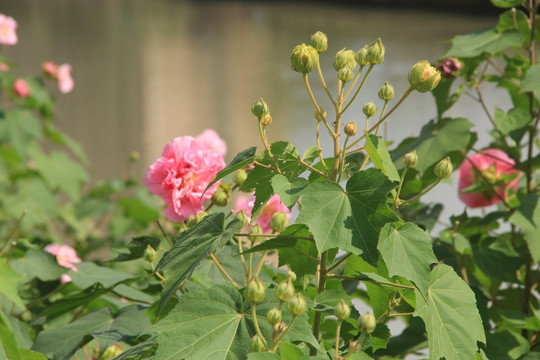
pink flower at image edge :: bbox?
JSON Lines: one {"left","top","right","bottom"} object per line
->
{"left": 13, "top": 79, "right": 30, "bottom": 98}
{"left": 0, "top": 14, "right": 18, "bottom": 46}
{"left": 458, "top": 148, "right": 520, "bottom": 208}
{"left": 145, "top": 133, "right": 226, "bottom": 222}
{"left": 235, "top": 194, "right": 291, "bottom": 233}
{"left": 45, "top": 244, "right": 82, "bottom": 283}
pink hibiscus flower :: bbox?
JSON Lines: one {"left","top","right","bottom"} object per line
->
{"left": 42, "top": 61, "right": 57, "bottom": 77}
{"left": 57, "top": 64, "right": 74, "bottom": 93}
{"left": 235, "top": 194, "right": 291, "bottom": 233}
{"left": 196, "top": 129, "right": 227, "bottom": 157}
{"left": 13, "top": 79, "right": 30, "bottom": 98}
{"left": 145, "top": 135, "right": 226, "bottom": 222}
{"left": 0, "top": 14, "right": 18, "bottom": 46}
{"left": 458, "top": 148, "right": 520, "bottom": 208}
{"left": 45, "top": 244, "right": 82, "bottom": 283}
{"left": 0, "top": 62, "right": 9, "bottom": 72}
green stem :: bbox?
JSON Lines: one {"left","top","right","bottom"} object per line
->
{"left": 234, "top": 233, "right": 314, "bottom": 241}
{"left": 316, "top": 120, "right": 330, "bottom": 173}
{"left": 375, "top": 100, "right": 389, "bottom": 137}
{"left": 326, "top": 253, "right": 351, "bottom": 274}
{"left": 393, "top": 167, "right": 409, "bottom": 209}
{"left": 341, "top": 65, "right": 373, "bottom": 114}
{"left": 210, "top": 253, "right": 240, "bottom": 288}
{"left": 326, "top": 274, "right": 415, "bottom": 289}
{"left": 395, "top": 179, "right": 441, "bottom": 208}
{"left": 0, "top": 211, "right": 26, "bottom": 258}
{"left": 317, "top": 61, "right": 337, "bottom": 107}
{"left": 258, "top": 121, "right": 281, "bottom": 174}
{"left": 311, "top": 251, "right": 328, "bottom": 353}
{"left": 335, "top": 320, "right": 343, "bottom": 359}
{"left": 337, "top": 135, "right": 350, "bottom": 182}
{"left": 341, "top": 66, "right": 362, "bottom": 101}
{"left": 272, "top": 315, "right": 297, "bottom": 351}
{"left": 252, "top": 303, "right": 270, "bottom": 350}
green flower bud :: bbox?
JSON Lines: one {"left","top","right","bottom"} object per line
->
{"left": 362, "top": 101, "right": 377, "bottom": 117}
{"left": 95, "top": 344, "right": 123, "bottom": 360}
{"left": 286, "top": 270, "right": 297, "bottom": 282}
{"left": 333, "top": 48, "right": 357, "bottom": 71}
{"left": 287, "top": 294, "right": 307, "bottom": 315}
{"left": 344, "top": 121, "right": 357, "bottom": 137}
{"left": 291, "top": 43, "right": 319, "bottom": 73}
{"left": 408, "top": 60, "right": 441, "bottom": 93}
{"left": 129, "top": 151, "right": 140, "bottom": 162}
{"left": 334, "top": 299, "right": 351, "bottom": 321}
{"left": 260, "top": 114, "right": 272, "bottom": 126}
{"left": 338, "top": 66, "right": 354, "bottom": 82}
{"left": 357, "top": 312, "right": 376, "bottom": 333}
{"left": 434, "top": 156, "right": 453, "bottom": 179}
{"left": 356, "top": 45, "right": 369, "bottom": 66}
{"left": 314, "top": 107, "right": 327, "bottom": 121}
{"left": 251, "top": 98, "right": 269, "bottom": 118}
{"left": 233, "top": 169, "right": 248, "bottom": 187}
{"left": 367, "top": 38, "right": 385, "bottom": 65}
{"left": 186, "top": 211, "right": 208, "bottom": 228}
{"left": 403, "top": 151, "right": 418, "bottom": 168}
{"left": 266, "top": 307, "right": 282, "bottom": 325}
{"left": 249, "top": 223, "right": 263, "bottom": 242}
{"left": 235, "top": 210, "right": 249, "bottom": 228}
{"left": 250, "top": 334, "right": 266, "bottom": 352}
{"left": 378, "top": 81, "right": 394, "bottom": 101}
{"left": 245, "top": 276, "right": 266, "bottom": 303}
{"left": 144, "top": 245, "right": 157, "bottom": 263}
{"left": 310, "top": 31, "right": 328, "bottom": 53}
{"left": 275, "top": 278, "right": 295, "bottom": 302}
{"left": 269, "top": 211, "right": 288, "bottom": 233}
{"left": 212, "top": 183, "right": 231, "bottom": 207}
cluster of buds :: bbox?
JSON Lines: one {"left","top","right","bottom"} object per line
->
{"left": 252, "top": 98, "right": 272, "bottom": 126}
{"left": 212, "top": 183, "right": 232, "bottom": 207}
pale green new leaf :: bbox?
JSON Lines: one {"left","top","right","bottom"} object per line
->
{"left": 444, "top": 27, "right": 522, "bottom": 57}
{"left": 271, "top": 174, "right": 307, "bottom": 208}
{"left": 365, "top": 135, "right": 400, "bottom": 182}
{"left": 151, "top": 285, "right": 316, "bottom": 360}
{"left": 0, "top": 259, "right": 24, "bottom": 310}
{"left": 9, "top": 249, "right": 65, "bottom": 282}
{"left": 521, "top": 64, "right": 540, "bottom": 102}
{"left": 414, "top": 264, "right": 485, "bottom": 360}
{"left": 378, "top": 222, "right": 437, "bottom": 295}
{"left": 0, "top": 308, "right": 22, "bottom": 360}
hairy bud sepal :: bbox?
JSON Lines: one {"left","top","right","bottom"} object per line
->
{"left": 245, "top": 276, "right": 266, "bottom": 303}
{"left": 310, "top": 31, "right": 328, "bottom": 53}
{"left": 357, "top": 312, "right": 376, "bottom": 333}
{"left": 287, "top": 294, "right": 307, "bottom": 315}
{"left": 434, "top": 157, "right": 453, "bottom": 180}
{"left": 403, "top": 151, "right": 418, "bottom": 168}
{"left": 334, "top": 299, "right": 351, "bottom": 321}
{"left": 291, "top": 44, "right": 319, "bottom": 73}
{"left": 408, "top": 60, "right": 441, "bottom": 93}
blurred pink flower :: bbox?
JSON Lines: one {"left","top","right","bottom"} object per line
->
{"left": 0, "top": 62, "right": 9, "bottom": 72}
{"left": 13, "top": 79, "right": 30, "bottom": 98}
{"left": 42, "top": 61, "right": 57, "bottom": 77}
{"left": 196, "top": 129, "right": 227, "bottom": 157}
{"left": 45, "top": 244, "right": 82, "bottom": 283}
{"left": 235, "top": 194, "right": 291, "bottom": 233}
{"left": 145, "top": 135, "right": 225, "bottom": 222}
{"left": 458, "top": 148, "right": 520, "bottom": 208}
{"left": 0, "top": 14, "right": 18, "bottom": 46}
{"left": 57, "top": 64, "right": 74, "bottom": 93}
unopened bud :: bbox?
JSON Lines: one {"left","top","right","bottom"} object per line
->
{"left": 266, "top": 307, "right": 282, "bottom": 325}
{"left": 291, "top": 43, "right": 319, "bottom": 73}
{"left": 378, "top": 81, "right": 394, "bottom": 101}
{"left": 286, "top": 270, "right": 297, "bottom": 282}
{"left": 333, "top": 48, "right": 357, "bottom": 71}
{"left": 245, "top": 276, "right": 266, "bottom": 303}
{"left": 260, "top": 114, "right": 272, "bottom": 126}
{"left": 287, "top": 294, "right": 307, "bottom": 315}
{"left": 272, "top": 321, "right": 287, "bottom": 338}
{"left": 434, "top": 157, "right": 453, "bottom": 179}
{"left": 186, "top": 211, "right": 207, "bottom": 228}
{"left": 275, "top": 278, "right": 295, "bottom": 302}
{"left": 338, "top": 66, "right": 354, "bottom": 82}
{"left": 314, "top": 107, "right": 327, "bottom": 121}
{"left": 269, "top": 211, "right": 288, "bottom": 233}
{"left": 356, "top": 45, "right": 369, "bottom": 66}
{"left": 233, "top": 169, "right": 248, "bottom": 187}
{"left": 144, "top": 246, "right": 157, "bottom": 263}
{"left": 235, "top": 210, "right": 249, "bottom": 228}
{"left": 403, "top": 151, "right": 418, "bottom": 168}
{"left": 334, "top": 299, "right": 351, "bottom": 321}
{"left": 436, "top": 57, "right": 463, "bottom": 79}
{"left": 310, "top": 31, "right": 328, "bottom": 53}
{"left": 367, "top": 38, "right": 385, "bottom": 65}
{"left": 251, "top": 98, "right": 269, "bottom": 118}
{"left": 357, "top": 312, "right": 376, "bottom": 333}
{"left": 408, "top": 60, "right": 441, "bottom": 93}
{"left": 344, "top": 121, "right": 357, "bottom": 137}
{"left": 250, "top": 334, "right": 266, "bottom": 352}
{"left": 212, "top": 183, "right": 231, "bottom": 207}
{"left": 248, "top": 224, "right": 263, "bottom": 242}
{"left": 42, "top": 61, "right": 57, "bottom": 77}
{"left": 362, "top": 101, "right": 377, "bottom": 117}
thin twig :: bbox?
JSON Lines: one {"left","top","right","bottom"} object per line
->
{"left": 156, "top": 220, "right": 173, "bottom": 247}
{"left": 0, "top": 211, "right": 26, "bottom": 257}
{"left": 210, "top": 253, "right": 240, "bottom": 288}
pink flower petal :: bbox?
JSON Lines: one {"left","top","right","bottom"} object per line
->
{"left": 0, "top": 14, "right": 18, "bottom": 46}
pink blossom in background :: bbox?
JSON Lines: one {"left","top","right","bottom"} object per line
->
{"left": 56, "top": 64, "right": 74, "bottom": 93}
{"left": 235, "top": 194, "right": 291, "bottom": 233}
{"left": 45, "top": 244, "right": 82, "bottom": 283}
{"left": 13, "top": 79, "right": 30, "bottom": 98}
{"left": 145, "top": 135, "right": 226, "bottom": 222}
{"left": 0, "top": 62, "right": 9, "bottom": 72}
{"left": 458, "top": 148, "right": 520, "bottom": 208}
{"left": 196, "top": 129, "right": 227, "bottom": 157}
{"left": 42, "top": 61, "right": 57, "bottom": 77}
{"left": 0, "top": 14, "right": 18, "bottom": 46}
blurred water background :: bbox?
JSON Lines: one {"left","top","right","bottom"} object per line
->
{"left": 2, "top": 0, "right": 508, "bottom": 223}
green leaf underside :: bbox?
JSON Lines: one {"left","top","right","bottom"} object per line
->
{"left": 445, "top": 27, "right": 522, "bottom": 57}
{"left": 152, "top": 285, "right": 316, "bottom": 360}
{"left": 378, "top": 222, "right": 437, "bottom": 295}
{"left": 510, "top": 194, "right": 540, "bottom": 262}
{"left": 271, "top": 174, "right": 308, "bottom": 208}
{"left": 155, "top": 213, "right": 242, "bottom": 312}
{"left": 414, "top": 264, "right": 485, "bottom": 360}
{"left": 297, "top": 168, "right": 399, "bottom": 264}
{"left": 206, "top": 146, "right": 257, "bottom": 192}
